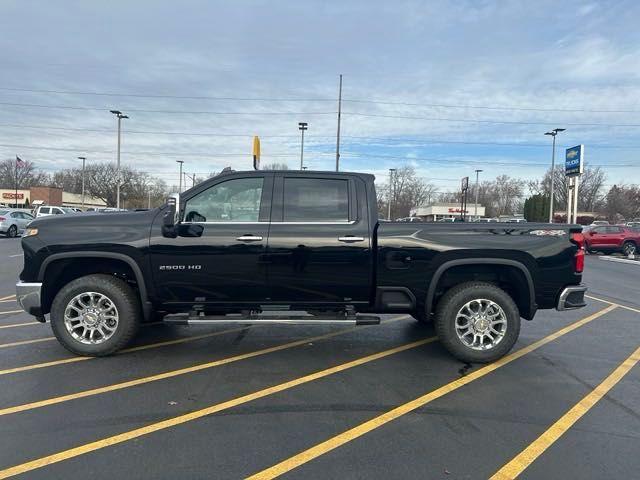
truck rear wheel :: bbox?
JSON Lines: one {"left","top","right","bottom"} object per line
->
{"left": 434, "top": 282, "right": 520, "bottom": 363}
{"left": 50, "top": 274, "right": 141, "bottom": 356}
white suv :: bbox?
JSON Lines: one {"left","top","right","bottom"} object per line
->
{"left": 34, "top": 206, "right": 76, "bottom": 218}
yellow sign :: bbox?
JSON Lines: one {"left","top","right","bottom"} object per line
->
{"left": 253, "top": 136, "right": 261, "bottom": 170}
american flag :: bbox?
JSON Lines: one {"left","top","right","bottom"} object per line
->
{"left": 16, "top": 156, "right": 24, "bottom": 166}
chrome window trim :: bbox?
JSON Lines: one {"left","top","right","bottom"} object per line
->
{"left": 180, "top": 220, "right": 356, "bottom": 225}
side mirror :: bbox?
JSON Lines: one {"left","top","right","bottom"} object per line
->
{"left": 162, "top": 194, "right": 180, "bottom": 238}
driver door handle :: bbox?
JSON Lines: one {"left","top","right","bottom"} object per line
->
{"left": 338, "top": 236, "right": 365, "bottom": 243}
{"left": 236, "top": 235, "right": 263, "bottom": 242}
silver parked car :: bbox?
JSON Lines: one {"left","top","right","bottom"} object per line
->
{"left": 0, "top": 209, "right": 35, "bottom": 238}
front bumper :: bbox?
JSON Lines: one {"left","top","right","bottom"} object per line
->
{"left": 16, "top": 281, "right": 43, "bottom": 317}
{"left": 557, "top": 284, "right": 588, "bottom": 311}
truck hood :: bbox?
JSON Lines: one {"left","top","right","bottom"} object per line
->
{"left": 30, "top": 209, "right": 161, "bottom": 249}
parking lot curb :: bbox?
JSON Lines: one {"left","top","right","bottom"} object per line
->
{"left": 599, "top": 256, "right": 640, "bottom": 266}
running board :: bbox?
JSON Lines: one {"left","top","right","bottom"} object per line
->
{"left": 164, "top": 313, "right": 381, "bottom": 326}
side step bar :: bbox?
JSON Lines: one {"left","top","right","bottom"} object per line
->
{"left": 164, "top": 313, "right": 381, "bottom": 326}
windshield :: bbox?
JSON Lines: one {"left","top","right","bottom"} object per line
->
{"left": 0, "top": 210, "right": 9, "bottom": 216}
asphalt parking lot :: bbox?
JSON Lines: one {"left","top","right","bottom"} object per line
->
{"left": 0, "top": 236, "right": 638, "bottom": 479}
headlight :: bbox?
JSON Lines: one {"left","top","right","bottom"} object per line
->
{"left": 23, "top": 228, "right": 38, "bottom": 237}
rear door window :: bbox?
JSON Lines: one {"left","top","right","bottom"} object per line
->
{"left": 283, "top": 178, "right": 349, "bottom": 222}
{"left": 40, "top": 207, "right": 50, "bottom": 214}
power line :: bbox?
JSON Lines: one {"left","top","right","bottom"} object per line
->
{"left": 0, "top": 102, "right": 336, "bottom": 115}
{"left": 342, "top": 98, "right": 640, "bottom": 114}
{"left": 343, "top": 112, "right": 640, "bottom": 128}
{"left": 2, "top": 86, "right": 637, "bottom": 114}
{"left": 3, "top": 123, "right": 640, "bottom": 149}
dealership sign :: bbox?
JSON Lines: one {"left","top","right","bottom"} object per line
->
{"left": 565, "top": 145, "right": 584, "bottom": 177}
{"left": 2, "top": 192, "right": 24, "bottom": 199}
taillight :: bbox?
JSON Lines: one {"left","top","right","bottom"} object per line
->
{"left": 571, "top": 232, "right": 585, "bottom": 273}
{"left": 0, "top": 217, "right": 5, "bottom": 221}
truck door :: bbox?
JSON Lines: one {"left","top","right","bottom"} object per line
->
{"left": 265, "top": 174, "right": 372, "bottom": 306}
{"left": 149, "top": 174, "right": 273, "bottom": 305}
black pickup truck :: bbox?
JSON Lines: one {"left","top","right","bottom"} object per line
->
{"left": 16, "top": 170, "right": 587, "bottom": 363}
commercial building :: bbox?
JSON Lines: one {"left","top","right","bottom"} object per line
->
{"left": 410, "top": 202, "right": 486, "bottom": 222}
{"left": 0, "top": 187, "right": 106, "bottom": 210}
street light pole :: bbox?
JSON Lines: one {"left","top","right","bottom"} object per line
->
{"left": 545, "top": 128, "right": 566, "bottom": 223}
{"left": 335, "top": 74, "right": 342, "bottom": 172}
{"left": 474, "top": 169, "right": 482, "bottom": 220}
{"left": 110, "top": 110, "right": 129, "bottom": 209}
{"left": 388, "top": 168, "right": 396, "bottom": 221}
{"left": 78, "top": 156, "right": 86, "bottom": 209}
{"left": 298, "top": 122, "right": 308, "bottom": 170}
{"left": 176, "top": 160, "right": 184, "bottom": 192}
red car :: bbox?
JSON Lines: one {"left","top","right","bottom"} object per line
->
{"left": 583, "top": 225, "right": 639, "bottom": 256}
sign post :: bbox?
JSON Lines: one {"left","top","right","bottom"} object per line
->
{"left": 460, "top": 176, "right": 469, "bottom": 222}
{"left": 565, "top": 145, "right": 584, "bottom": 224}
{"left": 252, "top": 136, "right": 261, "bottom": 170}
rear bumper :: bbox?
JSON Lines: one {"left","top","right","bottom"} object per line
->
{"left": 556, "top": 284, "right": 587, "bottom": 311}
{"left": 16, "top": 281, "right": 43, "bottom": 317}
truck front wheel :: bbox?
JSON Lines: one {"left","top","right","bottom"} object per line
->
{"left": 434, "top": 282, "right": 520, "bottom": 363}
{"left": 50, "top": 274, "right": 141, "bottom": 356}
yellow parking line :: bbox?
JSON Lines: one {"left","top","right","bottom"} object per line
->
{"left": 491, "top": 344, "right": 640, "bottom": 479}
{"left": 0, "top": 326, "right": 249, "bottom": 376}
{"left": 0, "top": 316, "right": 408, "bottom": 414}
{"left": 0, "top": 294, "right": 16, "bottom": 301}
{"left": 0, "top": 334, "right": 432, "bottom": 479}
{"left": 0, "top": 299, "right": 17, "bottom": 303}
{"left": 586, "top": 294, "right": 640, "bottom": 314}
{"left": 0, "top": 321, "right": 40, "bottom": 329}
{"left": 246, "top": 304, "right": 617, "bottom": 480}
{"left": 0, "top": 310, "right": 26, "bottom": 316}
{"left": 0, "top": 337, "right": 55, "bottom": 349}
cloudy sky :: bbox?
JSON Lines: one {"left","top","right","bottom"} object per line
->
{"left": 1, "top": 0, "right": 639, "bottom": 192}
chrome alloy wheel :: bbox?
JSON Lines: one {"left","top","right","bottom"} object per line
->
{"left": 454, "top": 299, "right": 507, "bottom": 351}
{"left": 64, "top": 292, "right": 119, "bottom": 345}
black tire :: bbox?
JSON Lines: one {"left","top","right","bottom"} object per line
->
{"left": 622, "top": 241, "right": 637, "bottom": 256}
{"left": 7, "top": 225, "right": 17, "bottom": 238}
{"left": 434, "top": 281, "right": 520, "bottom": 363}
{"left": 50, "top": 274, "right": 141, "bottom": 356}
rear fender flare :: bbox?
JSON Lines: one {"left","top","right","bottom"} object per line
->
{"left": 425, "top": 258, "right": 536, "bottom": 318}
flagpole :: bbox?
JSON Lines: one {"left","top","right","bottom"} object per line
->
{"left": 15, "top": 156, "right": 18, "bottom": 209}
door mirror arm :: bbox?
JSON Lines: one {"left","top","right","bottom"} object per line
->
{"left": 162, "top": 194, "right": 180, "bottom": 238}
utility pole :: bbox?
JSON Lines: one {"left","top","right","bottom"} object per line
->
{"left": 335, "top": 74, "right": 342, "bottom": 172}
{"left": 78, "top": 156, "right": 86, "bottom": 209}
{"left": 176, "top": 160, "right": 184, "bottom": 192}
{"left": 148, "top": 189, "right": 152, "bottom": 209}
{"left": 544, "top": 128, "right": 566, "bottom": 223}
{"left": 298, "top": 122, "right": 307, "bottom": 170}
{"left": 388, "top": 168, "right": 396, "bottom": 221}
{"left": 474, "top": 169, "right": 482, "bottom": 220}
{"left": 110, "top": 110, "right": 129, "bottom": 209}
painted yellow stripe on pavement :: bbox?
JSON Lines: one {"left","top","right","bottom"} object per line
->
{"left": 0, "top": 321, "right": 39, "bottom": 329}
{"left": 586, "top": 294, "right": 640, "bottom": 314}
{"left": 491, "top": 343, "right": 640, "bottom": 480}
{"left": 247, "top": 304, "right": 618, "bottom": 480}
{"left": 0, "top": 310, "right": 26, "bottom": 316}
{"left": 0, "top": 294, "right": 16, "bottom": 301}
{"left": 0, "top": 326, "right": 250, "bottom": 376}
{"left": 0, "top": 334, "right": 433, "bottom": 479}
{"left": 0, "top": 337, "right": 55, "bottom": 349}
{"left": 0, "top": 316, "right": 408, "bottom": 412}
{"left": 0, "top": 299, "right": 17, "bottom": 303}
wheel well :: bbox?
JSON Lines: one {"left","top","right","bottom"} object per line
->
{"left": 41, "top": 258, "right": 140, "bottom": 315}
{"left": 430, "top": 264, "right": 533, "bottom": 319}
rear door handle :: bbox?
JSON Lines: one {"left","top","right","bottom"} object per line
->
{"left": 236, "top": 235, "right": 263, "bottom": 242}
{"left": 338, "top": 236, "right": 365, "bottom": 243}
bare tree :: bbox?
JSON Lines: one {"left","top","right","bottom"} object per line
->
{"left": 261, "top": 162, "right": 290, "bottom": 170}
{"left": 0, "top": 158, "right": 50, "bottom": 189}
{"left": 529, "top": 165, "right": 607, "bottom": 212}
{"left": 378, "top": 166, "right": 437, "bottom": 218}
